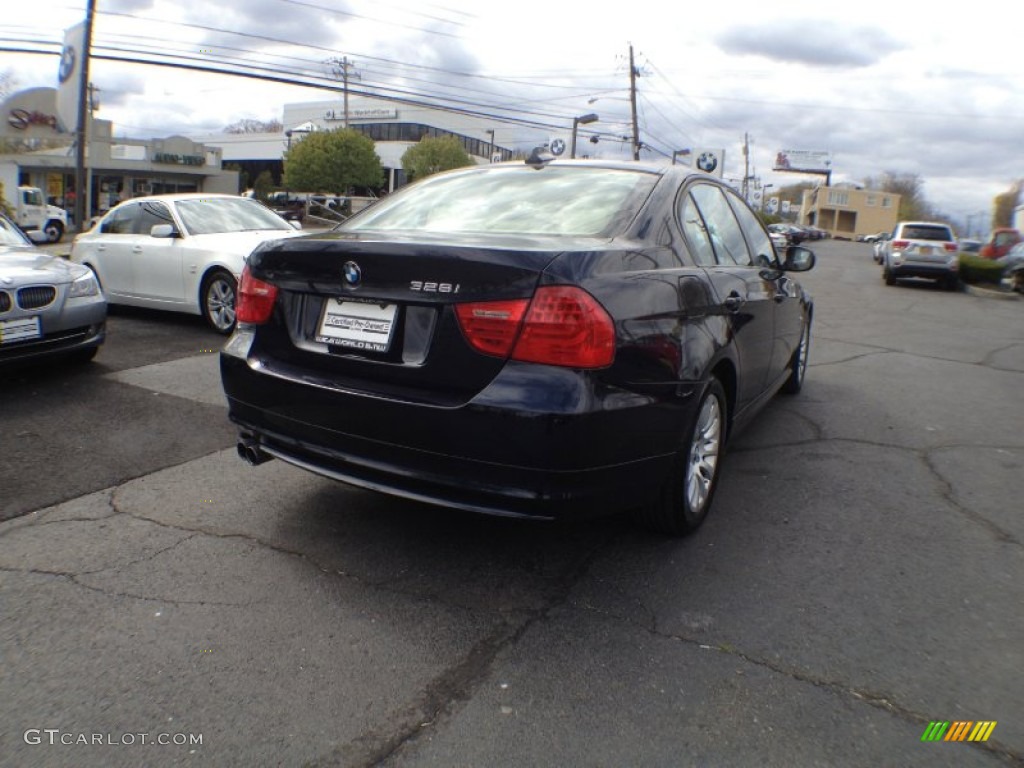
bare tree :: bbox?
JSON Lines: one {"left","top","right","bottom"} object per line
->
{"left": 223, "top": 118, "right": 283, "bottom": 134}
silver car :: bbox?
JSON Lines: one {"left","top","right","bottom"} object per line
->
{"left": 71, "top": 194, "right": 304, "bottom": 334}
{"left": 880, "top": 221, "right": 959, "bottom": 290}
{"left": 0, "top": 212, "right": 106, "bottom": 367}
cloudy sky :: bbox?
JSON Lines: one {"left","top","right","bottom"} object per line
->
{"left": 4, "top": 0, "right": 1021, "bottom": 229}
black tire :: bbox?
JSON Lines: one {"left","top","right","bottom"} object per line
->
{"left": 782, "top": 314, "right": 811, "bottom": 395}
{"left": 44, "top": 220, "right": 64, "bottom": 243}
{"left": 884, "top": 267, "right": 895, "bottom": 286}
{"left": 636, "top": 378, "right": 727, "bottom": 536}
{"left": 68, "top": 346, "right": 97, "bottom": 364}
{"left": 201, "top": 269, "right": 237, "bottom": 334}
{"left": 944, "top": 275, "right": 959, "bottom": 292}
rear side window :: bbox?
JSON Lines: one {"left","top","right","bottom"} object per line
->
{"left": 900, "top": 224, "right": 953, "bottom": 241}
{"left": 687, "top": 184, "right": 753, "bottom": 267}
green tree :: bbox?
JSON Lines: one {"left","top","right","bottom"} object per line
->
{"left": 401, "top": 135, "right": 474, "bottom": 182}
{"left": 252, "top": 170, "right": 274, "bottom": 201}
{"left": 992, "top": 180, "right": 1022, "bottom": 229}
{"left": 283, "top": 129, "right": 383, "bottom": 194}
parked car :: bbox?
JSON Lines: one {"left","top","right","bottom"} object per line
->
{"left": 880, "top": 221, "right": 959, "bottom": 289}
{"left": 71, "top": 194, "right": 304, "bottom": 333}
{"left": 872, "top": 232, "right": 892, "bottom": 263}
{"left": 0, "top": 211, "right": 106, "bottom": 367}
{"left": 979, "top": 228, "right": 1021, "bottom": 260}
{"left": 958, "top": 238, "right": 982, "bottom": 254}
{"left": 995, "top": 242, "right": 1024, "bottom": 292}
{"left": 768, "top": 223, "right": 802, "bottom": 245}
{"left": 861, "top": 231, "right": 888, "bottom": 243}
{"left": 222, "top": 159, "right": 817, "bottom": 536}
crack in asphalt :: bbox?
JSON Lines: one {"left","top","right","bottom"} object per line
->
{"left": 733, "top": 435, "right": 1023, "bottom": 548}
{"left": 0, "top": 534, "right": 256, "bottom": 606}
{"left": 304, "top": 531, "right": 619, "bottom": 768}
{"left": 574, "top": 602, "right": 1024, "bottom": 767}
{"left": 813, "top": 333, "right": 1024, "bottom": 371}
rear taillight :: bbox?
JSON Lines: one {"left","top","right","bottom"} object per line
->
{"left": 235, "top": 265, "right": 278, "bottom": 324}
{"left": 456, "top": 286, "right": 615, "bottom": 369}
{"left": 892, "top": 240, "right": 910, "bottom": 250}
{"left": 455, "top": 299, "right": 529, "bottom": 357}
{"left": 943, "top": 242, "right": 958, "bottom": 252}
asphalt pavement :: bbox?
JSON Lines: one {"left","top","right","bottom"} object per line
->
{"left": 1, "top": 239, "right": 1022, "bottom": 767}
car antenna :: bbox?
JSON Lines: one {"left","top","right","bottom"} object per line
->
{"left": 525, "top": 146, "right": 556, "bottom": 169}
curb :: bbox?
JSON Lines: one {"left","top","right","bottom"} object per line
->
{"left": 963, "top": 283, "right": 1020, "bottom": 301}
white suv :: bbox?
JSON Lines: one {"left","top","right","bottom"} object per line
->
{"left": 881, "top": 221, "right": 959, "bottom": 290}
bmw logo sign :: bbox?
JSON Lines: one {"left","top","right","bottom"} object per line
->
{"left": 343, "top": 261, "right": 361, "bottom": 286}
{"left": 58, "top": 45, "right": 76, "bottom": 83}
{"left": 549, "top": 139, "right": 566, "bottom": 156}
{"left": 697, "top": 152, "right": 719, "bottom": 173}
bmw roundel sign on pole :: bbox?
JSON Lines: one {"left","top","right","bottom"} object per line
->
{"left": 693, "top": 148, "right": 726, "bottom": 178}
{"left": 56, "top": 22, "right": 86, "bottom": 133}
{"left": 549, "top": 138, "right": 567, "bottom": 157}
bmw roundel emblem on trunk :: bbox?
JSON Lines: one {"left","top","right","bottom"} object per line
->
{"left": 343, "top": 261, "right": 361, "bottom": 286}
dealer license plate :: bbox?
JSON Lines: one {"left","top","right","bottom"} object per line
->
{"left": 0, "top": 316, "right": 41, "bottom": 345}
{"left": 316, "top": 298, "right": 397, "bottom": 353}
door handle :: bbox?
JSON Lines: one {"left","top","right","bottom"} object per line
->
{"left": 723, "top": 291, "right": 745, "bottom": 313}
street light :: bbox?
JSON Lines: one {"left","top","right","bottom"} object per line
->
{"left": 570, "top": 113, "right": 599, "bottom": 159}
{"left": 761, "top": 183, "right": 774, "bottom": 213}
{"left": 672, "top": 149, "right": 691, "bottom": 166}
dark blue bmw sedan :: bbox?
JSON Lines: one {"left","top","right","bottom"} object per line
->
{"left": 220, "top": 159, "right": 815, "bottom": 535}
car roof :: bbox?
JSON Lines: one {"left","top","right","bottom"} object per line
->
{"left": 113, "top": 193, "right": 245, "bottom": 205}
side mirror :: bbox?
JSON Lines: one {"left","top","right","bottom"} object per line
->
{"left": 782, "top": 245, "right": 816, "bottom": 272}
{"left": 150, "top": 224, "right": 179, "bottom": 238}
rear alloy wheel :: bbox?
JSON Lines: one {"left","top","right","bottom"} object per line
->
{"left": 201, "top": 269, "right": 237, "bottom": 334}
{"left": 637, "top": 379, "right": 727, "bottom": 536}
{"left": 782, "top": 315, "right": 811, "bottom": 395}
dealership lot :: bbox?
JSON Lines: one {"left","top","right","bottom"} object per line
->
{"left": 1, "top": 240, "right": 1022, "bottom": 767}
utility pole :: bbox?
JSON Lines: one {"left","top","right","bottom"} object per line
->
{"left": 327, "top": 57, "right": 360, "bottom": 128}
{"left": 87, "top": 82, "right": 100, "bottom": 116}
{"left": 742, "top": 133, "right": 751, "bottom": 201}
{"left": 629, "top": 44, "right": 640, "bottom": 161}
{"left": 73, "top": 0, "right": 96, "bottom": 233}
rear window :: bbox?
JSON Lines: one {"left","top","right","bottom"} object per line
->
{"left": 900, "top": 224, "right": 953, "bottom": 241}
{"left": 344, "top": 166, "right": 659, "bottom": 237}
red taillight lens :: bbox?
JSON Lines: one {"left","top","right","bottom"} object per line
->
{"left": 456, "top": 286, "right": 615, "bottom": 369}
{"left": 892, "top": 240, "right": 910, "bottom": 249}
{"left": 943, "top": 242, "right": 958, "bottom": 252}
{"left": 235, "top": 265, "right": 278, "bottom": 324}
{"left": 455, "top": 299, "right": 529, "bottom": 357}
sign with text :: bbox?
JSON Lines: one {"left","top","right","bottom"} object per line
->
{"left": 774, "top": 149, "right": 832, "bottom": 174}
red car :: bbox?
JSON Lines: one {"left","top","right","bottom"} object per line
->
{"left": 980, "top": 228, "right": 1021, "bottom": 259}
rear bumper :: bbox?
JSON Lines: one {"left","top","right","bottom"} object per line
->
{"left": 890, "top": 261, "right": 956, "bottom": 280}
{"left": 221, "top": 334, "right": 696, "bottom": 520}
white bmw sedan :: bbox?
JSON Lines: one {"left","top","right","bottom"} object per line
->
{"left": 71, "top": 194, "right": 304, "bottom": 333}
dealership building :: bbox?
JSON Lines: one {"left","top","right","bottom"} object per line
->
{"left": 0, "top": 87, "right": 238, "bottom": 222}
{"left": 195, "top": 94, "right": 518, "bottom": 193}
